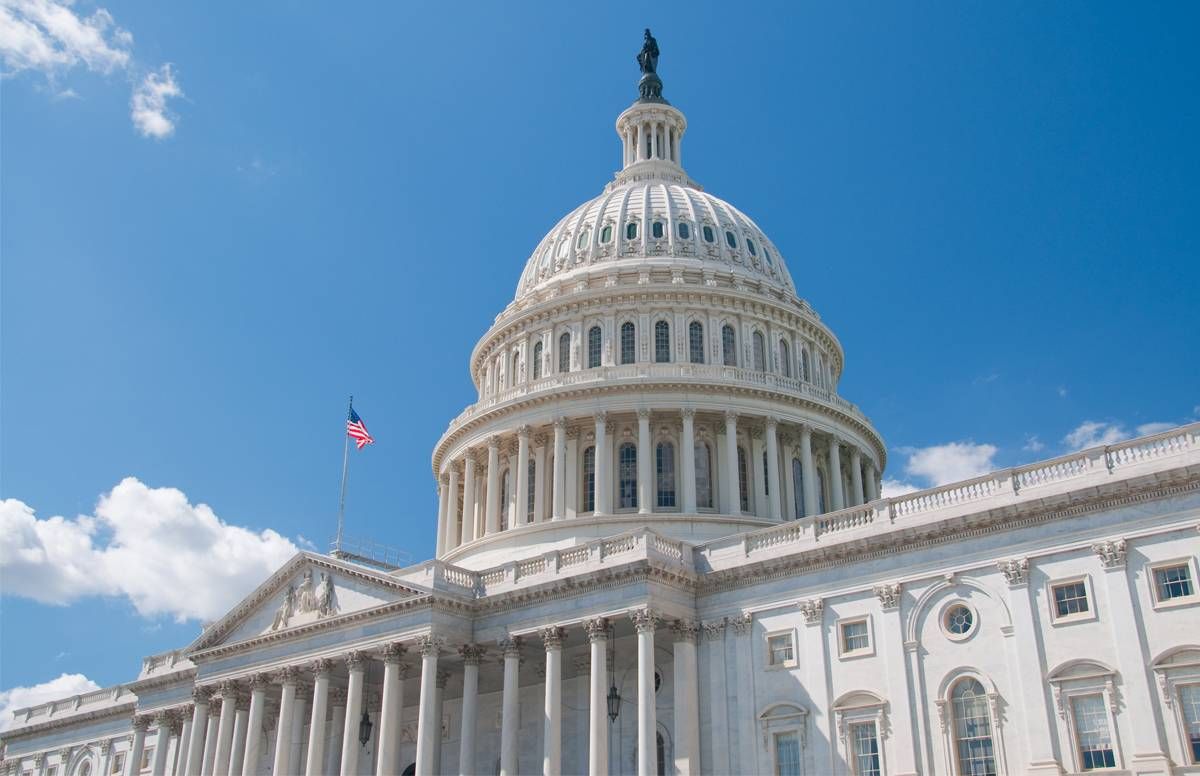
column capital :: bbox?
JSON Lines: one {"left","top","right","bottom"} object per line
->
{"left": 1092, "top": 538, "right": 1128, "bottom": 568}
{"left": 277, "top": 665, "right": 300, "bottom": 685}
{"left": 630, "top": 608, "right": 660, "bottom": 634}
{"left": 873, "top": 582, "right": 902, "bottom": 610}
{"left": 216, "top": 679, "right": 240, "bottom": 699}
{"left": 701, "top": 618, "right": 726, "bottom": 641}
{"left": 132, "top": 714, "right": 152, "bottom": 732}
{"left": 208, "top": 696, "right": 223, "bottom": 715}
{"left": 553, "top": 416, "right": 568, "bottom": 430}
{"left": 249, "top": 672, "right": 272, "bottom": 691}
{"left": 540, "top": 626, "right": 565, "bottom": 651}
{"left": 724, "top": 410, "right": 738, "bottom": 424}
{"left": 765, "top": 415, "right": 779, "bottom": 430}
{"left": 311, "top": 657, "right": 335, "bottom": 677}
{"left": 294, "top": 683, "right": 314, "bottom": 704}
{"left": 417, "top": 634, "right": 446, "bottom": 657}
{"left": 637, "top": 407, "right": 651, "bottom": 420}
{"left": 99, "top": 739, "right": 113, "bottom": 755}
{"left": 594, "top": 411, "right": 608, "bottom": 425}
{"left": 498, "top": 636, "right": 523, "bottom": 658}
{"left": 997, "top": 557, "right": 1030, "bottom": 587}
{"left": 458, "top": 644, "right": 486, "bottom": 665}
{"left": 152, "top": 710, "right": 171, "bottom": 726}
{"left": 797, "top": 598, "right": 824, "bottom": 625}
{"left": 670, "top": 619, "right": 700, "bottom": 643}
{"left": 344, "top": 650, "right": 368, "bottom": 671}
{"left": 798, "top": 422, "right": 813, "bottom": 439}
{"left": 583, "top": 617, "right": 609, "bottom": 642}
{"left": 191, "top": 685, "right": 214, "bottom": 704}
{"left": 517, "top": 424, "right": 532, "bottom": 440}
{"left": 729, "top": 612, "right": 753, "bottom": 635}
{"left": 380, "top": 642, "right": 407, "bottom": 664}
{"left": 534, "top": 432, "right": 549, "bottom": 448}
{"left": 487, "top": 435, "right": 500, "bottom": 452}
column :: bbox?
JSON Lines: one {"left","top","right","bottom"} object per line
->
{"left": 542, "top": 628, "right": 564, "bottom": 776}
{"left": 305, "top": 659, "right": 333, "bottom": 776}
{"left": 534, "top": 438, "right": 548, "bottom": 523}
{"left": 849, "top": 447, "right": 865, "bottom": 506}
{"left": 565, "top": 431, "right": 579, "bottom": 519}
{"left": 799, "top": 425, "right": 818, "bottom": 517}
{"left": 499, "top": 637, "right": 522, "bottom": 776}
{"left": 325, "top": 690, "right": 347, "bottom": 776}
{"left": 212, "top": 682, "right": 238, "bottom": 776}
{"left": 864, "top": 460, "right": 879, "bottom": 501}
{"left": 458, "top": 645, "right": 484, "bottom": 776}
{"left": 765, "top": 417, "right": 782, "bottom": 519}
{"left": 828, "top": 436, "right": 845, "bottom": 511}
{"left": 996, "top": 559, "right": 1062, "bottom": 774}
{"left": 151, "top": 713, "right": 172, "bottom": 776}
{"left": 240, "top": 675, "right": 268, "bottom": 776}
{"left": 175, "top": 716, "right": 192, "bottom": 776}
{"left": 415, "top": 636, "right": 443, "bottom": 776}
{"left": 185, "top": 689, "right": 211, "bottom": 776}
{"left": 798, "top": 600, "right": 832, "bottom": 774}
{"left": 376, "top": 643, "right": 407, "bottom": 776}
{"left": 584, "top": 619, "right": 609, "bottom": 776}
{"left": 271, "top": 668, "right": 299, "bottom": 776}
{"left": 1093, "top": 539, "right": 1172, "bottom": 772}
{"left": 446, "top": 465, "right": 461, "bottom": 551}
{"left": 128, "top": 716, "right": 150, "bottom": 776}
{"left": 671, "top": 621, "right": 701, "bottom": 776}
{"left": 289, "top": 687, "right": 310, "bottom": 775}
{"left": 227, "top": 702, "right": 248, "bottom": 776}
{"left": 460, "top": 455, "right": 477, "bottom": 544}
{"left": 680, "top": 409, "right": 697, "bottom": 513}
{"left": 552, "top": 418, "right": 567, "bottom": 520}
{"left": 339, "top": 652, "right": 367, "bottom": 776}
{"left": 515, "top": 426, "right": 530, "bottom": 526}
{"left": 723, "top": 412, "right": 739, "bottom": 515}
{"left": 703, "top": 620, "right": 730, "bottom": 774}
{"left": 485, "top": 437, "right": 501, "bottom": 535}
{"left": 435, "top": 476, "right": 449, "bottom": 556}
{"left": 593, "top": 414, "right": 609, "bottom": 516}
{"left": 632, "top": 610, "right": 660, "bottom": 776}
{"left": 200, "top": 702, "right": 220, "bottom": 776}
{"left": 730, "top": 615, "right": 758, "bottom": 773}
{"left": 101, "top": 741, "right": 115, "bottom": 776}
{"left": 637, "top": 409, "right": 652, "bottom": 514}
{"left": 874, "top": 584, "right": 918, "bottom": 775}
{"left": 432, "top": 671, "right": 448, "bottom": 776}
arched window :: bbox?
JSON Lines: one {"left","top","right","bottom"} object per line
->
{"left": 588, "top": 326, "right": 602, "bottom": 369}
{"left": 527, "top": 460, "right": 536, "bottom": 522}
{"left": 763, "top": 448, "right": 770, "bottom": 497}
{"left": 558, "top": 332, "right": 571, "bottom": 373}
{"left": 600, "top": 224, "right": 613, "bottom": 243}
{"left": 722, "top": 325, "right": 738, "bottom": 367}
{"left": 582, "top": 446, "right": 596, "bottom": 512}
{"left": 752, "top": 331, "right": 767, "bottom": 371}
{"left": 651, "top": 221, "right": 664, "bottom": 239}
{"left": 678, "top": 222, "right": 691, "bottom": 240}
{"left": 654, "top": 320, "right": 670, "bottom": 363}
{"left": 620, "top": 321, "right": 636, "bottom": 365}
{"left": 656, "top": 442, "right": 676, "bottom": 507}
{"left": 791, "top": 458, "right": 805, "bottom": 519}
{"left": 619, "top": 442, "right": 638, "bottom": 509}
{"left": 702, "top": 225, "right": 716, "bottom": 243}
{"left": 816, "top": 466, "right": 828, "bottom": 513}
{"left": 695, "top": 442, "right": 713, "bottom": 509}
{"left": 625, "top": 221, "right": 638, "bottom": 240}
{"left": 511, "top": 352, "right": 521, "bottom": 386}
{"left": 499, "top": 469, "right": 510, "bottom": 531}
{"left": 737, "top": 446, "right": 750, "bottom": 513}
{"left": 688, "top": 321, "right": 705, "bottom": 364}
{"left": 532, "top": 341, "right": 543, "bottom": 380}
{"left": 801, "top": 348, "right": 810, "bottom": 381}
{"left": 746, "top": 238, "right": 757, "bottom": 256}
{"left": 576, "top": 228, "right": 590, "bottom": 249}
{"left": 951, "top": 678, "right": 997, "bottom": 776}
{"left": 779, "top": 340, "right": 792, "bottom": 377}
{"left": 725, "top": 230, "right": 738, "bottom": 249}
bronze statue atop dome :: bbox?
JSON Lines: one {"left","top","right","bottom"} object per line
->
{"left": 635, "top": 28, "right": 666, "bottom": 103}
{"left": 637, "top": 28, "right": 659, "bottom": 75}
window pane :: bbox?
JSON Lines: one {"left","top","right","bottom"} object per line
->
{"left": 842, "top": 621, "right": 869, "bottom": 652}
{"left": 620, "top": 322, "right": 636, "bottom": 365}
{"left": 747, "top": 238, "right": 757, "bottom": 256}
{"left": 1155, "top": 564, "right": 1194, "bottom": 601}
{"left": 619, "top": 443, "right": 638, "bottom": 509}
{"left": 725, "top": 230, "right": 737, "bottom": 248}
{"left": 558, "top": 333, "right": 571, "bottom": 373}
{"left": 767, "top": 634, "right": 794, "bottom": 665}
{"left": 655, "top": 320, "right": 670, "bottom": 363}
{"left": 588, "top": 326, "right": 602, "bottom": 368}
{"left": 779, "top": 340, "right": 791, "bottom": 377}
{"left": 601, "top": 225, "right": 612, "bottom": 243}
{"left": 752, "top": 332, "right": 766, "bottom": 371}
{"left": 582, "top": 447, "right": 596, "bottom": 512}
{"left": 851, "top": 722, "right": 881, "bottom": 776}
{"left": 1053, "top": 581, "right": 1090, "bottom": 617}
{"left": 652, "top": 221, "right": 664, "bottom": 238}
{"left": 792, "top": 458, "right": 805, "bottom": 519}
{"left": 527, "top": 460, "right": 536, "bottom": 522}
{"left": 722, "top": 325, "right": 737, "bottom": 366}
{"left": 656, "top": 442, "right": 676, "bottom": 507}
{"left": 945, "top": 605, "right": 974, "bottom": 635}
{"left": 1072, "top": 694, "right": 1116, "bottom": 770}
{"left": 626, "top": 222, "right": 638, "bottom": 240}
{"left": 695, "top": 443, "right": 713, "bottom": 509}
{"left": 774, "top": 732, "right": 801, "bottom": 776}
{"left": 953, "top": 678, "right": 997, "bottom": 776}
{"left": 678, "top": 222, "right": 690, "bottom": 239}
{"left": 737, "top": 447, "right": 750, "bottom": 512}
{"left": 532, "top": 342, "right": 542, "bottom": 380}
{"left": 499, "top": 470, "right": 509, "bottom": 531}
{"left": 1179, "top": 684, "right": 1200, "bottom": 764}
{"left": 703, "top": 225, "right": 714, "bottom": 243}
{"left": 577, "top": 229, "right": 590, "bottom": 249}
{"left": 688, "top": 321, "right": 705, "bottom": 364}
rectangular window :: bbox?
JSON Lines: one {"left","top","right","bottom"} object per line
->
{"left": 112, "top": 753, "right": 126, "bottom": 775}
{"left": 1153, "top": 563, "right": 1195, "bottom": 603}
{"left": 1053, "top": 580, "right": 1090, "bottom": 619}
{"left": 1180, "top": 684, "right": 1200, "bottom": 764}
{"left": 46, "top": 768, "right": 57, "bottom": 776}
{"left": 773, "top": 731, "right": 801, "bottom": 776}
{"left": 141, "top": 746, "right": 154, "bottom": 772}
{"left": 851, "top": 722, "right": 882, "bottom": 776}
{"left": 840, "top": 618, "right": 871, "bottom": 655}
{"left": 766, "top": 632, "right": 795, "bottom": 667}
{"left": 1072, "top": 694, "right": 1116, "bottom": 770}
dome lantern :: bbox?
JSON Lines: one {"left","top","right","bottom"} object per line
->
{"left": 616, "top": 30, "right": 688, "bottom": 183}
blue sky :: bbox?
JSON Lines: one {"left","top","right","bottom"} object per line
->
{"left": 2, "top": 1, "right": 1198, "bottom": 709}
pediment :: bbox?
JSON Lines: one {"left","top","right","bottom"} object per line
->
{"left": 190, "top": 552, "right": 429, "bottom": 652}
{"left": 1047, "top": 659, "right": 1115, "bottom": 682}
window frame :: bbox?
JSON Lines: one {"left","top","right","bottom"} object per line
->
{"left": 1046, "top": 574, "right": 1097, "bottom": 625}
{"left": 939, "top": 600, "right": 980, "bottom": 642}
{"left": 1070, "top": 693, "right": 1119, "bottom": 771}
{"left": 581, "top": 445, "right": 596, "bottom": 514}
{"left": 943, "top": 675, "right": 1002, "bottom": 776}
{"left": 837, "top": 615, "right": 875, "bottom": 659}
{"left": 655, "top": 440, "right": 677, "bottom": 509}
{"left": 618, "top": 441, "right": 638, "bottom": 511}
{"left": 721, "top": 324, "right": 738, "bottom": 367}
{"left": 765, "top": 628, "right": 798, "bottom": 669}
{"left": 1150, "top": 647, "right": 1200, "bottom": 766}
{"left": 587, "top": 325, "right": 603, "bottom": 369}
{"left": 1148, "top": 557, "right": 1199, "bottom": 610}
{"left": 694, "top": 439, "right": 714, "bottom": 510}
{"left": 849, "top": 721, "right": 883, "bottom": 776}
{"left": 834, "top": 692, "right": 889, "bottom": 776}
{"left": 1048, "top": 662, "right": 1124, "bottom": 774}
{"left": 758, "top": 704, "right": 809, "bottom": 776}
{"left": 619, "top": 321, "right": 636, "bottom": 365}
{"left": 654, "top": 319, "right": 671, "bottom": 363}
{"left": 688, "top": 320, "right": 705, "bottom": 364}
{"left": 557, "top": 332, "right": 571, "bottom": 373}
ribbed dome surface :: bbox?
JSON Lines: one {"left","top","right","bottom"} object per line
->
{"left": 515, "top": 181, "right": 797, "bottom": 301}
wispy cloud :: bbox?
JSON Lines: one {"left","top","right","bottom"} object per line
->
{"left": 1022, "top": 435, "right": 1045, "bottom": 453}
{"left": 0, "top": 0, "right": 182, "bottom": 138}
{"left": 1061, "top": 418, "right": 1179, "bottom": 452}
{"left": 882, "top": 440, "right": 1000, "bottom": 495}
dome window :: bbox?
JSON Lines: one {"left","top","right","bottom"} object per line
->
{"left": 651, "top": 221, "right": 664, "bottom": 239}
{"left": 725, "top": 230, "right": 738, "bottom": 249}
{"left": 576, "top": 229, "right": 590, "bottom": 250}
{"left": 677, "top": 223, "right": 690, "bottom": 240}
{"left": 625, "top": 222, "right": 639, "bottom": 240}
{"left": 746, "top": 238, "right": 757, "bottom": 257}
{"left": 600, "top": 225, "right": 613, "bottom": 244}
{"left": 764, "top": 247, "right": 774, "bottom": 265}
{"left": 702, "top": 225, "right": 715, "bottom": 243}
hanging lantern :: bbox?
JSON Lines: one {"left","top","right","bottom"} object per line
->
{"left": 358, "top": 709, "right": 373, "bottom": 747}
{"left": 607, "top": 622, "right": 620, "bottom": 722}
{"left": 607, "top": 682, "right": 621, "bottom": 723}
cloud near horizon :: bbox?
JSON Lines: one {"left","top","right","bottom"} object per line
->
{"left": 0, "top": 477, "right": 298, "bottom": 623}
{"left": 0, "top": 673, "right": 100, "bottom": 732}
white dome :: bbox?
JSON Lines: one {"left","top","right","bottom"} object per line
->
{"left": 514, "top": 181, "right": 798, "bottom": 302}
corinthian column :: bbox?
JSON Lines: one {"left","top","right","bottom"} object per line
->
{"left": 461, "top": 455, "right": 477, "bottom": 544}
{"left": 498, "top": 637, "right": 522, "bottom": 776}
{"left": 239, "top": 674, "right": 268, "bottom": 776}
{"left": 584, "top": 619, "right": 609, "bottom": 776}
{"left": 458, "top": 645, "right": 485, "bottom": 776}
{"left": 723, "top": 412, "right": 740, "bottom": 515}
{"left": 200, "top": 701, "right": 220, "bottom": 776}
{"left": 212, "top": 682, "right": 238, "bottom": 776}
{"left": 185, "top": 688, "right": 211, "bottom": 776}
{"left": 375, "top": 643, "right": 407, "bottom": 776}
{"left": 271, "top": 668, "right": 299, "bottom": 776}
{"left": 485, "top": 437, "right": 501, "bottom": 535}
{"left": 541, "top": 628, "right": 564, "bottom": 776}
{"left": 435, "top": 475, "right": 449, "bottom": 556}
{"left": 552, "top": 418, "right": 567, "bottom": 520}
{"left": 129, "top": 716, "right": 150, "bottom": 776}
{"left": 765, "top": 417, "right": 781, "bottom": 519}
{"left": 415, "top": 636, "right": 444, "bottom": 776}
{"left": 671, "top": 621, "right": 701, "bottom": 775}
{"left": 593, "top": 414, "right": 609, "bottom": 515}
{"left": 637, "top": 408, "right": 652, "bottom": 514}
{"left": 339, "top": 652, "right": 367, "bottom": 776}
{"left": 828, "top": 435, "right": 845, "bottom": 511}
{"left": 631, "top": 609, "right": 660, "bottom": 776}
{"left": 680, "top": 409, "right": 696, "bottom": 513}
{"left": 849, "top": 447, "right": 864, "bottom": 506}
{"left": 305, "top": 659, "right": 333, "bottom": 776}
{"left": 151, "top": 712, "right": 172, "bottom": 776}
{"left": 446, "top": 465, "right": 461, "bottom": 552}
{"left": 799, "top": 424, "right": 817, "bottom": 517}
{"left": 515, "top": 426, "right": 531, "bottom": 526}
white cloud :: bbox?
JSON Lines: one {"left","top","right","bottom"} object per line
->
{"left": 1062, "top": 420, "right": 1130, "bottom": 452}
{"left": 130, "top": 63, "right": 181, "bottom": 139}
{"left": 1022, "top": 435, "right": 1045, "bottom": 453}
{"left": 0, "top": 673, "right": 99, "bottom": 732}
{"left": 1057, "top": 386, "right": 1068, "bottom": 398}
{"left": 880, "top": 478, "right": 919, "bottom": 498}
{"left": 0, "top": 0, "right": 181, "bottom": 138}
{"left": 0, "top": 477, "right": 298, "bottom": 622}
{"left": 1136, "top": 422, "right": 1176, "bottom": 437}
{"left": 902, "top": 441, "right": 998, "bottom": 486}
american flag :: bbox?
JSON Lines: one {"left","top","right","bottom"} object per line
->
{"left": 346, "top": 406, "right": 374, "bottom": 449}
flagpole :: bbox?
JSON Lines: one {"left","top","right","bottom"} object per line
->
{"left": 334, "top": 395, "right": 352, "bottom": 552}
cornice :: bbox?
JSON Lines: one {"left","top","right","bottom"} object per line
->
{"left": 0, "top": 700, "right": 137, "bottom": 743}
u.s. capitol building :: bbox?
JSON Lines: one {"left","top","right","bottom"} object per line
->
{"left": 4, "top": 32, "right": 1199, "bottom": 776}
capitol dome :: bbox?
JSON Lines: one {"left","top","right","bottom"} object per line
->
{"left": 432, "top": 56, "right": 887, "bottom": 570}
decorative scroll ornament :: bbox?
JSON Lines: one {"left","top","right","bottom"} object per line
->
{"left": 269, "top": 568, "right": 339, "bottom": 632}
{"left": 798, "top": 598, "right": 824, "bottom": 625}
{"left": 730, "top": 612, "right": 753, "bottom": 635}
{"left": 873, "top": 583, "right": 902, "bottom": 610}
{"left": 1091, "top": 538, "right": 1128, "bottom": 568}
{"left": 997, "top": 558, "right": 1029, "bottom": 587}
